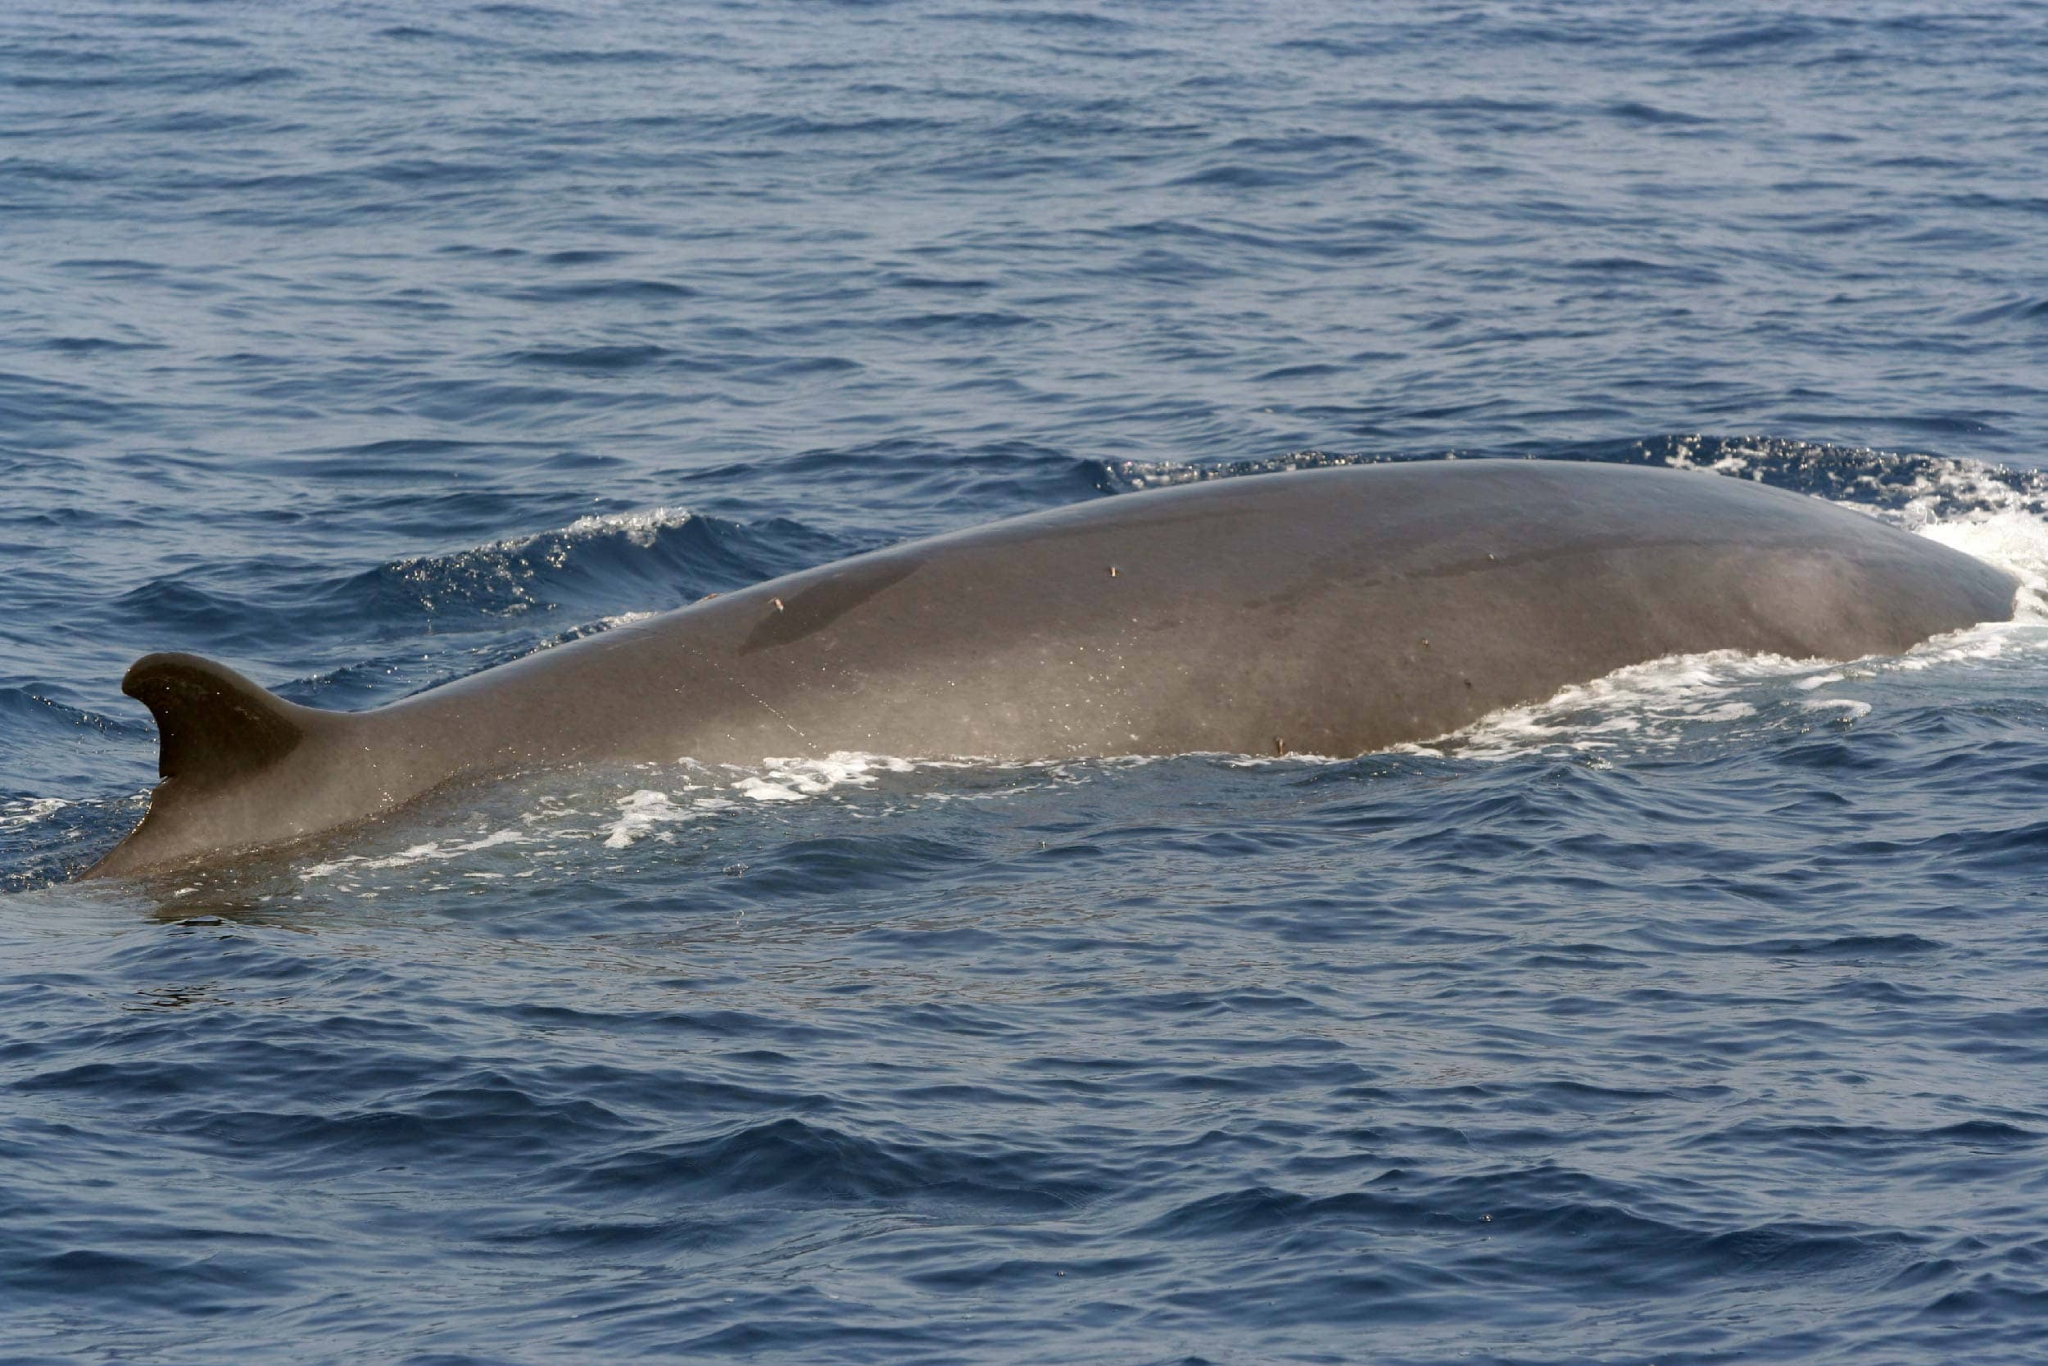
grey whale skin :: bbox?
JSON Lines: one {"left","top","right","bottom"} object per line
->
{"left": 86, "top": 460, "right": 2018, "bottom": 878}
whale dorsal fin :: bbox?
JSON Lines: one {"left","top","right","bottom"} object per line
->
{"left": 121, "top": 652, "right": 305, "bottom": 787}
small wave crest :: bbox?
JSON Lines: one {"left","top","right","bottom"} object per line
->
{"left": 332, "top": 505, "right": 793, "bottom": 626}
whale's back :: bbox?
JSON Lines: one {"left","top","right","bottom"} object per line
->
{"left": 86, "top": 461, "right": 2020, "bottom": 877}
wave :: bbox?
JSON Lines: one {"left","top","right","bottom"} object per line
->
{"left": 330, "top": 507, "right": 780, "bottom": 625}
{"left": 568, "top": 1116, "right": 1093, "bottom": 1214}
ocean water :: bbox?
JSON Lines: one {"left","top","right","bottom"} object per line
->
{"left": 7, "top": 1, "right": 2048, "bottom": 1362}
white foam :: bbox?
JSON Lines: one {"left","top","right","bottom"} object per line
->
{"left": 1660, "top": 438, "right": 1763, "bottom": 478}
{"left": 1103, "top": 451, "right": 1390, "bottom": 492}
{"left": 1414, "top": 574, "right": 2045, "bottom": 760}
{"left": 602, "top": 789, "right": 704, "bottom": 848}
{"left": 301, "top": 827, "right": 528, "bottom": 880}
{"left": 731, "top": 752, "right": 917, "bottom": 802}
{"left": 1410, "top": 650, "right": 1843, "bottom": 761}
{"left": 1874, "top": 500, "right": 2048, "bottom": 669}
{"left": 1218, "top": 752, "right": 1346, "bottom": 768}
{"left": 0, "top": 797, "right": 68, "bottom": 830}
{"left": 591, "top": 751, "right": 1065, "bottom": 847}
{"left": 1888, "top": 464, "right": 2046, "bottom": 534}
{"left": 1917, "top": 511, "right": 2048, "bottom": 622}
{"left": 1650, "top": 438, "right": 2033, "bottom": 521}
{"left": 1889, "top": 617, "right": 2043, "bottom": 672}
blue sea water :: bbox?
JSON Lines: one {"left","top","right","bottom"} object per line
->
{"left": 7, "top": 1, "right": 2048, "bottom": 1361}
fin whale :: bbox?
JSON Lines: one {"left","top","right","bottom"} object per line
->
{"left": 83, "top": 460, "right": 2018, "bottom": 879}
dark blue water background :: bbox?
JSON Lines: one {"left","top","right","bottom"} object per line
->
{"left": 6, "top": 2, "right": 2048, "bottom": 1362}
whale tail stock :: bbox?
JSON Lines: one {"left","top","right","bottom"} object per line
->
{"left": 82, "top": 652, "right": 329, "bottom": 879}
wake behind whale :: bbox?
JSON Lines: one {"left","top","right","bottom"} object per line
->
{"left": 83, "top": 460, "right": 2017, "bottom": 879}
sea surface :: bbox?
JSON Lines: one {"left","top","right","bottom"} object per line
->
{"left": 6, "top": 2, "right": 2048, "bottom": 1362}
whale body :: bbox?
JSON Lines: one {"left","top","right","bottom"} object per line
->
{"left": 85, "top": 459, "right": 2018, "bottom": 878}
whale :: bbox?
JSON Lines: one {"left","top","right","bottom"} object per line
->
{"left": 83, "top": 459, "right": 2018, "bottom": 878}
